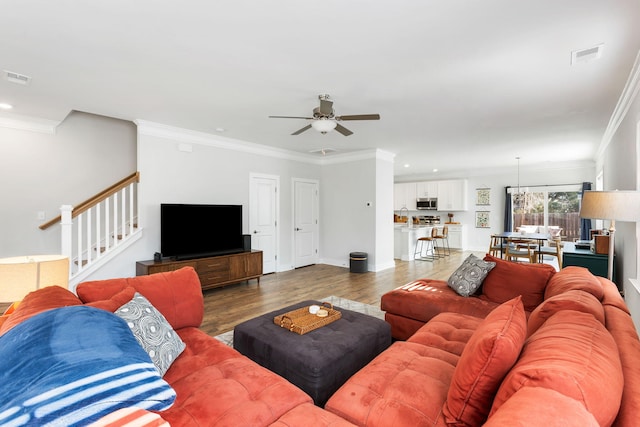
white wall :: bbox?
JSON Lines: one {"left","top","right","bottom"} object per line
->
{"left": 598, "top": 55, "right": 640, "bottom": 330}
{"left": 320, "top": 150, "right": 395, "bottom": 272}
{"left": 0, "top": 111, "right": 136, "bottom": 258}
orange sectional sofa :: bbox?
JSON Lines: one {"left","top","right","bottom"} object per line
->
{"left": 0, "top": 267, "right": 353, "bottom": 426}
{"left": 326, "top": 256, "right": 640, "bottom": 426}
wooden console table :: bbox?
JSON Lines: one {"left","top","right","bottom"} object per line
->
{"left": 136, "top": 250, "right": 263, "bottom": 291}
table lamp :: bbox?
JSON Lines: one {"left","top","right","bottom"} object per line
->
{"left": 579, "top": 191, "right": 640, "bottom": 281}
{"left": 0, "top": 255, "right": 70, "bottom": 303}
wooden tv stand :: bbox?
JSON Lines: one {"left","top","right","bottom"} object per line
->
{"left": 136, "top": 250, "right": 263, "bottom": 291}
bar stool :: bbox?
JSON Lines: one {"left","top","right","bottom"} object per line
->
{"left": 433, "top": 226, "right": 450, "bottom": 256}
{"left": 414, "top": 228, "right": 438, "bottom": 261}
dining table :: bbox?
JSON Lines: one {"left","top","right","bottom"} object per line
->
{"left": 492, "top": 231, "right": 551, "bottom": 263}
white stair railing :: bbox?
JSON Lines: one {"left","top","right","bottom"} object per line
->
{"left": 42, "top": 172, "right": 142, "bottom": 288}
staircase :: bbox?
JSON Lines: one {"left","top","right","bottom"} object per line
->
{"left": 40, "top": 172, "right": 142, "bottom": 289}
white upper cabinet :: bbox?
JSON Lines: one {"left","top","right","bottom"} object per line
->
{"left": 416, "top": 181, "right": 438, "bottom": 198}
{"left": 437, "top": 179, "right": 468, "bottom": 211}
{"left": 394, "top": 182, "right": 417, "bottom": 210}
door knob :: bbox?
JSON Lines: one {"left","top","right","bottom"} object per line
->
{"left": 253, "top": 230, "right": 259, "bottom": 234}
{"left": 295, "top": 227, "right": 301, "bottom": 231}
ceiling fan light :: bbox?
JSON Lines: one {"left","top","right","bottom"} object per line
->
{"left": 311, "top": 119, "right": 337, "bottom": 134}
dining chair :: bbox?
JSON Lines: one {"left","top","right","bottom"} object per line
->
{"left": 489, "top": 235, "right": 505, "bottom": 258}
{"left": 536, "top": 238, "right": 563, "bottom": 268}
{"left": 505, "top": 238, "right": 537, "bottom": 263}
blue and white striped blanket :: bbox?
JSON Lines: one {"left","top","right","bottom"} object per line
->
{"left": 0, "top": 306, "right": 176, "bottom": 426}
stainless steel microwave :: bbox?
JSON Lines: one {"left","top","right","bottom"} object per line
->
{"left": 416, "top": 198, "right": 438, "bottom": 210}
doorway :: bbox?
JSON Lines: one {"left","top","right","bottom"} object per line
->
{"left": 249, "top": 173, "right": 279, "bottom": 274}
{"left": 293, "top": 178, "right": 319, "bottom": 268}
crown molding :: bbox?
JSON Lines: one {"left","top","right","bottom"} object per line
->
{"left": 597, "top": 49, "right": 640, "bottom": 158}
{"left": 135, "top": 120, "right": 396, "bottom": 167}
{"left": 0, "top": 113, "right": 60, "bottom": 134}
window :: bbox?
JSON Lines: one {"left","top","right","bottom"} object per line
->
{"left": 510, "top": 185, "right": 582, "bottom": 241}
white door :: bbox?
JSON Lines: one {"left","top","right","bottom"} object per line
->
{"left": 249, "top": 173, "right": 279, "bottom": 274}
{"left": 293, "top": 179, "right": 319, "bottom": 268}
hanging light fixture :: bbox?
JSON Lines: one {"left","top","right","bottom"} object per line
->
{"left": 513, "top": 157, "right": 526, "bottom": 213}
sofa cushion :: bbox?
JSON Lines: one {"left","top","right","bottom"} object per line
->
{"left": 544, "top": 266, "right": 604, "bottom": 301}
{"left": 490, "top": 310, "right": 623, "bottom": 426}
{"left": 115, "top": 292, "right": 186, "bottom": 376}
{"left": 527, "top": 289, "right": 604, "bottom": 337}
{"left": 0, "top": 306, "right": 176, "bottom": 426}
{"left": 484, "top": 387, "right": 599, "bottom": 427}
{"left": 85, "top": 286, "right": 136, "bottom": 312}
{"left": 160, "top": 327, "right": 314, "bottom": 426}
{"left": 326, "top": 312, "right": 482, "bottom": 426}
{"left": 447, "top": 254, "right": 496, "bottom": 297}
{"left": 0, "top": 285, "right": 82, "bottom": 336}
{"left": 443, "top": 296, "right": 526, "bottom": 427}
{"left": 381, "top": 280, "right": 499, "bottom": 340}
{"left": 481, "top": 254, "right": 555, "bottom": 311}
{"left": 77, "top": 266, "right": 204, "bottom": 330}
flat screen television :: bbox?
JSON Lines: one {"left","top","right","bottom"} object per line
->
{"left": 161, "top": 203, "right": 244, "bottom": 260}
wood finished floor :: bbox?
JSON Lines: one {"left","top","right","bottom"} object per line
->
{"left": 201, "top": 249, "right": 484, "bottom": 337}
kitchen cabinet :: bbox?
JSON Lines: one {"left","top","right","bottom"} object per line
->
{"left": 446, "top": 224, "right": 465, "bottom": 249}
{"left": 416, "top": 181, "right": 438, "bottom": 198}
{"left": 394, "top": 182, "right": 417, "bottom": 211}
{"left": 437, "top": 180, "right": 468, "bottom": 211}
{"left": 394, "top": 225, "right": 432, "bottom": 260}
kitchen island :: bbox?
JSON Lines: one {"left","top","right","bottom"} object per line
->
{"left": 394, "top": 225, "right": 434, "bottom": 261}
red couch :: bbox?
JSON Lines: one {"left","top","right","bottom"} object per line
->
{"left": 0, "top": 267, "right": 353, "bottom": 427}
{"left": 325, "top": 257, "right": 640, "bottom": 426}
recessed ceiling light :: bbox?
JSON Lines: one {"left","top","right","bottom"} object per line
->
{"left": 215, "top": 127, "right": 226, "bottom": 132}
{"left": 404, "top": 164, "right": 410, "bottom": 168}
{"left": 0, "top": 103, "right": 13, "bottom": 110}
{"left": 432, "top": 168, "right": 438, "bottom": 173}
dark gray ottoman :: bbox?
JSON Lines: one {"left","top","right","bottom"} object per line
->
{"left": 233, "top": 300, "right": 391, "bottom": 407}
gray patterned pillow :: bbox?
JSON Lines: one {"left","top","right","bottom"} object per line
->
{"left": 115, "top": 292, "right": 185, "bottom": 376}
{"left": 448, "top": 254, "right": 496, "bottom": 297}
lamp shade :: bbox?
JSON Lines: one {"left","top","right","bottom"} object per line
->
{"left": 311, "top": 119, "right": 337, "bottom": 133}
{"left": 579, "top": 190, "right": 640, "bottom": 222}
{"left": 0, "top": 255, "right": 69, "bottom": 302}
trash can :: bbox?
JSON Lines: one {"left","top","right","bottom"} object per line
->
{"left": 349, "top": 252, "right": 368, "bottom": 273}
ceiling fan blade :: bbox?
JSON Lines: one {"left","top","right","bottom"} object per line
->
{"left": 269, "top": 115, "right": 313, "bottom": 120}
{"left": 335, "top": 124, "right": 353, "bottom": 136}
{"left": 336, "top": 114, "right": 380, "bottom": 121}
{"left": 292, "top": 124, "right": 312, "bottom": 135}
{"left": 319, "top": 98, "right": 333, "bottom": 116}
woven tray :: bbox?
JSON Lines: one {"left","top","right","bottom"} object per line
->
{"left": 274, "top": 302, "right": 341, "bottom": 335}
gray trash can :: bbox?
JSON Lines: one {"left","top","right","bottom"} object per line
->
{"left": 349, "top": 252, "right": 368, "bottom": 273}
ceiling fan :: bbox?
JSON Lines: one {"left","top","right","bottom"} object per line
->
{"left": 269, "top": 94, "right": 380, "bottom": 136}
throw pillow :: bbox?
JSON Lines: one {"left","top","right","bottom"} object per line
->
{"left": 115, "top": 293, "right": 186, "bottom": 376}
{"left": 0, "top": 306, "right": 176, "bottom": 426}
{"left": 85, "top": 286, "right": 136, "bottom": 312}
{"left": 481, "top": 254, "right": 555, "bottom": 311}
{"left": 443, "top": 296, "right": 527, "bottom": 427}
{"left": 76, "top": 266, "right": 204, "bottom": 330}
{"left": 448, "top": 254, "right": 496, "bottom": 297}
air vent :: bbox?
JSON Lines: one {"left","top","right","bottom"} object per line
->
{"left": 309, "top": 148, "right": 337, "bottom": 155}
{"left": 4, "top": 70, "right": 31, "bottom": 85}
{"left": 571, "top": 44, "right": 603, "bottom": 65}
